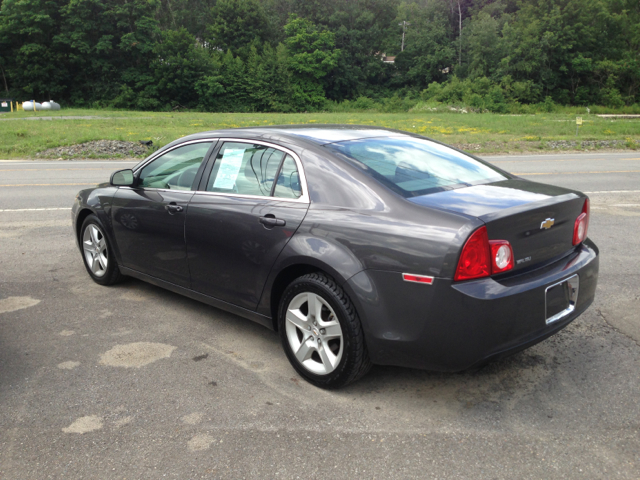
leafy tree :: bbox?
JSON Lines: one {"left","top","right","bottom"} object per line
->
{"left": 1, "top": 0, "right": 639, "bottom": 110}
{"left": 206, "top": 0, "right": 271, "bottom": 55}
{"left": 498, "top": 0, "right": 623, "bottom": 103}
{"left": 462, "top": 9, "right": 508, "bottom": 80}
{"left": 150, "top": 28, "right": 214, "bottom": 108}
{"left": 267, "top": 0, "right": 398, "bottom": 100}
{"left": 283, "top": 14, "right": 340, "bottom": 109}
{"left": 155, "top": 0, "right": 214, "bottom": 41}
{"left": 0, "top": 0, "right": 68, "bottom": 99}
{"left": 393, "top": 1, "right": 456, "bottom": 89}
{"left": 56, "top": 0, "right": 121, "bottom": 104}
{"left": 321, "top": 0, "right": 398, "bottom": 100}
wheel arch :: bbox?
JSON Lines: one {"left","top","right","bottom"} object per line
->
{"left": 259, "top": 233, "right": 366, "bottom": 331}
{"left": 75, "top": 208, "right": 95, "bottom": 243}
{"left": 268, "top": 263, "right": 325, "bottom": 331}
{"left": 75, "top": 206, "right": 123, "bottom": 266}
{"left": 265, "top": 256, "right": 366, "bottom": 332}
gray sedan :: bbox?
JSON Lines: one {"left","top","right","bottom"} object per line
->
{"left": 72, "top": 126, "right": 599, "bottom": 388}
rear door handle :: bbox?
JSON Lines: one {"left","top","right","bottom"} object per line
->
{"left": 259, "top": 215, "right": 286, "bottom": 228}
{"left": 165, "top": 203, "right": 183, "bottom": 214}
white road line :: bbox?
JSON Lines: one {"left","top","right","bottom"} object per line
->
{"left": 0, "top": 207, "right": 72, "bottom": 212}
{"left": 515, "top": 170, "right": 640, "bottom": 175}
{"left": 585, "top": 190, "right": 640, "bottom": 194}
{"left": 0, "top": 161, "right": 138, "bottom": 165}
{"left": 492, "top": 158, "right": 640, "bottom": 163}
{"left": 483, "top": 153, "right": 636, "bottom": 159}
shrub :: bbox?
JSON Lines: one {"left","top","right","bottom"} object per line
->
{"left": 600, "top": 87, "right": 625, "bottom": 108}
{"left": 541, "top": 96, "right": 556, "bottom": 113}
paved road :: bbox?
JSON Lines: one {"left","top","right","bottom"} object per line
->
{"left": 1, "top": 153, "right": 639, "bottom": 479}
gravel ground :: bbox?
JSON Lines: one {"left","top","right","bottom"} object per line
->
{"left": 545, "top": 139, "right": 638, "bottom": 149}
{"left": 454, "top": 139, "right": 639, "bottom": 153}
{"left": 36, "top": 140, "right": 151, "bottom": 159}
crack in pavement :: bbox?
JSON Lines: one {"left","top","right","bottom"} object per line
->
{"left": 597, "top": 308, "right": 640, "bottom": 348}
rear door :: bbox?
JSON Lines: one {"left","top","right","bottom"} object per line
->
{"left": 111, "top": 141, "right": 215, "bottom": 287}
{"left": 186, "top": 140, "right": 309, "bottom": 310}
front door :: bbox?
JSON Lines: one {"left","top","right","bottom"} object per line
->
{"left": 111, "top": 141, "right": 214, "bottom": 287}
{"left": 186, "top": 141, "right": 309, "bottom": 309}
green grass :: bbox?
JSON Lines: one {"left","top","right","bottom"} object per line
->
{"left": 1, "top": 108, "right": 639, "bottom": 158}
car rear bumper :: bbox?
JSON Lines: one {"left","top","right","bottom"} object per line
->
{"left": 345, "top": 238, "right": 599, "bottom": 371}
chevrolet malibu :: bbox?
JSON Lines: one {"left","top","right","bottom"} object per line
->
{"left": 72, "top": 126, "right": 599, "bottom": 388}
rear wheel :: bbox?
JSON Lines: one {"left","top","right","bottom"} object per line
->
{"left": 80, "top": 214, "right": 123, "bottom": 285}
{"left": 278, "top": 273, "right": 371, "bottom": 389}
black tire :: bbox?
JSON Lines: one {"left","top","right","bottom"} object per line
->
{"left": 278, "top": 272, "right": 372, "bottom": 389}
{"left": 79, "top": 214, "right": 124, "bottom": 286}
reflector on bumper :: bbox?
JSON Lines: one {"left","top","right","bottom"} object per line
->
{"left": 402, "top": 273, "right": 434, "bottom": 285}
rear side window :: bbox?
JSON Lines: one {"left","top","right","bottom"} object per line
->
{"left": 206, "top": 142, "right": 285, "bottom": 196}
{"left": 325, "top": 137, "right": 507, "bottom": 197}
{"left": 274, "top": 155, "right": 302, "bottom": 199}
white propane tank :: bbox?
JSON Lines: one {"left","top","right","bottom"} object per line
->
{"left": 42, "top": 100, "right": 61, "bottom": 111}
{"left": 22, "top": 101, "right": 42, "bottom": 111}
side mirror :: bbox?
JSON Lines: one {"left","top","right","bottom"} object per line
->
{"left": 110, "top": 169, "right": 135, "bottom": 187}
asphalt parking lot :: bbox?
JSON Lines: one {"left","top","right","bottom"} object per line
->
{"left": 1, "top": 152, "right": 639, "bottom": 479}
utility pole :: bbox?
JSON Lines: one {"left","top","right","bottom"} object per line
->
{"left": 399, "top": 21, "right": 410, "bottom": 52}
{"left": 458, "top": 1, "right": 462, "bottom": 66}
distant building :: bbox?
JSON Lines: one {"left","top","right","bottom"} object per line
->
{"left": 375, "top": 52, "right": 396, "bottom": 64}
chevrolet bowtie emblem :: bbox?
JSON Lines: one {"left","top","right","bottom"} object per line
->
{"left": 540, "top": 218, "right": 555, "bottom": 230}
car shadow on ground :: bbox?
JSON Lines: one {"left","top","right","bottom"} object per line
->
{"left": 107, "top": 276, "right": 616, "bottom": 419}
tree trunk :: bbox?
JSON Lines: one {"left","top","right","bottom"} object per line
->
{"left": 0, "top": 63, "right": 9, "bottom": 95}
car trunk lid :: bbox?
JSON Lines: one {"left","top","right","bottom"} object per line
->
{"left": 409, "top": 179, "right": 586, "bottom": 272}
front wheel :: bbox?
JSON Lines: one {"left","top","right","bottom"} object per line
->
{"left": 80, "top": 214, "right": 123, "bottom": 285}
{"left": 278, "top": 273, "right": 372, "bottom": 389}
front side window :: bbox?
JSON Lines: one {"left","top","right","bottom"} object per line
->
{"left": 325, "top": 137, "right": 507, "bottom": 197}
{"left": 138, "top": 142, "right": 212, "bottom": 190}
{"left": 206, "top": 142, "right": 285, "bottom": 196}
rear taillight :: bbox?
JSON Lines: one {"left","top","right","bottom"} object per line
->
{"left": 489, "top": 240, "right": 514, "bottom": 274}
{"left": 455, "top": 227, "right": 491, "bottom": 281}
{"left": 455, "top": 226, "right": 515, "bottom": 281}
{"left": 572, "top": 198, "right": 590, "bottom": 245}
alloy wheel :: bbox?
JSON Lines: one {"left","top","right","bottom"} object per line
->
{"left": 82, "top": 224, "right": 108, "bottom": 277}
{"left": 285, "top": 292, "right": 344, "bottom": 375}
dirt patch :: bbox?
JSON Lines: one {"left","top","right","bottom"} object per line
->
{"left": 114, "top": 416, "right": 133, "bottom": 428}
{"left": 181, "top": 412, "right": 203, "bottom": 425}
{"left": 62, "top": 415, "right": 103, "bottom": 434}
{"left": 36, "top": 140, "right": 150, "bottom": 159}
{"left": 119, "top": 291, "right": 150, "bottom": 302}
{"left": 57, "top": 361, "right": 80, "bottom": 370}
{"left": 99, "top": 342, "right": 176, "bottom": 368}
{"left": 188, "top": 433, "right": 215, "bottom": 451}
{"left": 0, "top": 296, "right": 40, "bottom": 315}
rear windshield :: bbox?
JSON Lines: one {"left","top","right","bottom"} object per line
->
{"left": 325, "top": 137, "right": 508, "bottom": 198}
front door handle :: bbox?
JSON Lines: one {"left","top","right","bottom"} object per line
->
{"left": 165, "top": 203, "right": 183, "bottom": 215}
{"left": 259, "top": 215, "right": 286, "bottom": 228}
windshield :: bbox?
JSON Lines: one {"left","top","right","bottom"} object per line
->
{"left": 325, "top": 137, "right": 508, "bottom": 198}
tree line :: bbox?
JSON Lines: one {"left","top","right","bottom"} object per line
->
{"left": 0, "top": 0, "right": 638, "bottom": 112}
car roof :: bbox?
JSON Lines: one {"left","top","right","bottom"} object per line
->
{"left": 175, "top": 124, "right": 416, "bottom": 147}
